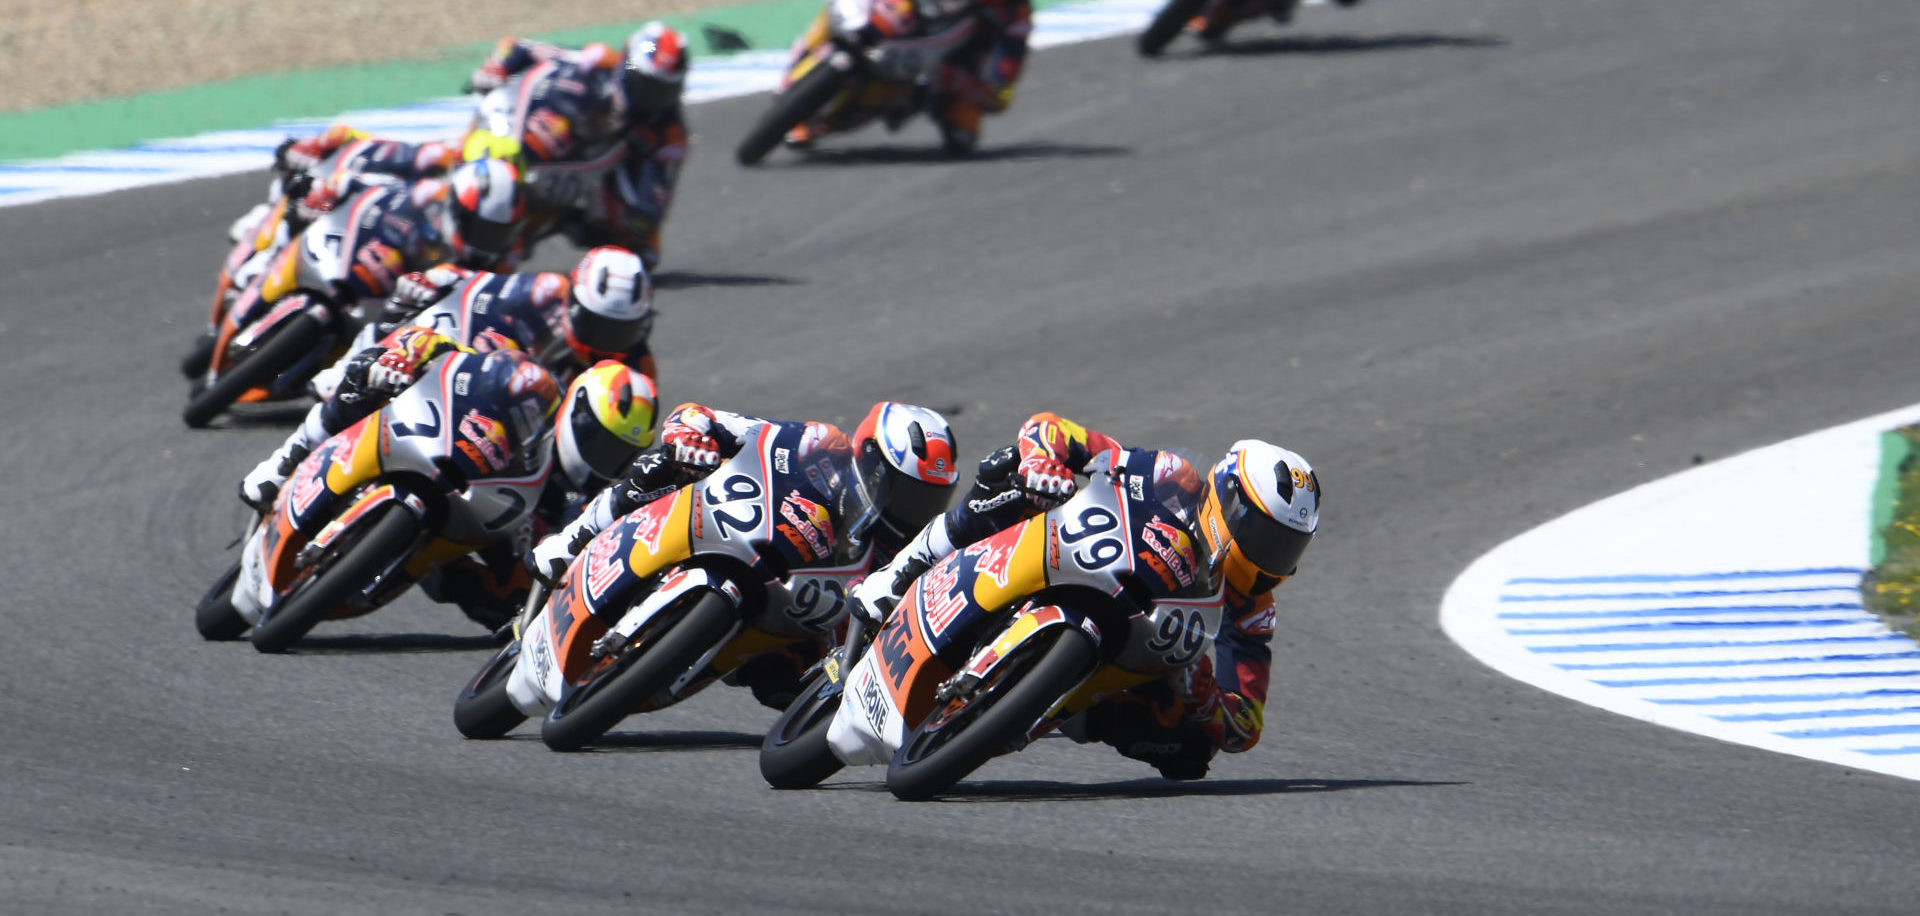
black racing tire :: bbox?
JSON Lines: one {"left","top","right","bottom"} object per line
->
{"left": 735, "top": 63, "right": 850, "bottom": 166}
{"left": 885, "top": 627, "right": 1096, "bottom": 801}
{"left": 194, "top": 558, "right": 249, "bottom": 641}
{"left": 539, "top": 592, "right": 735, "bottom": 751}
{"left": 182, "top": 311, "right": 324, "bottom": 429}
{"left": 249, "top": 506, "right": 421, "bottom": 654}
{"left": 454, "top": 641, "right": 529, "bottom": 739}
{"left": 180, "top": 330, "right": 217, "bottom": 379}
{"left": 1139, "top": 0, "right": 1207, "bottom": 56}
{"left": 759, "top": 669, "right": 848, "bottom": 789}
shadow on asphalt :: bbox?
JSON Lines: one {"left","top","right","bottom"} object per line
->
{"left": 292, "top": 632, "right": 502, "bottom": 654}
{"left": 576, "top": 730, "right": 765, "bottom": 752}
{"left": 202, "top": 402, "right": 314, "bottom": 428}
{"left": 779, "top": 141, "right": 1131, "bottom": 168}
{"left": 1202, "top": 32, "right": 1507, "bottom": 57}
{"left": 651, "top": 270, "right": 804, "bottom": 290}
{"left": 817, "top": 777, "right": 1462, "bottom": 801}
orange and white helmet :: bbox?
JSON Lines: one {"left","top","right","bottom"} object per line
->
{"left": 846, "top": 402, "right": 960, "bottom": 545}
{"left": 565, "top": 246, "right": 653, "bottom": 363}
{"left": 1197, "top": 440, "right": 1320, "bottom": 595}
{"left": 554, "top": 360, "right": 659, "bottom": 487}
{"left": 622, "top": 22, "right": 690, "bottom": 116}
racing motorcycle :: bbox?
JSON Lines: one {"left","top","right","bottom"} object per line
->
{"left": 1139, "top": 0, "right": 1364, "bottom": 56}
{"left": 453, "top": 421, "right": 872, "bottom": 750}
{"left": 182, "top": 141, "right": 406, "bottom": 388}
{"left": 734, "top": 0, "right": 982, "bottom": 164}
{"left": 194, "top": 352, "right": 555, "bottom": 653}
{"left": 759, "top": 449, "right": 1222, "bottom": 800}
{"left": 463, "top": 63, "right": 627, "bottom": 251}
{"left": 180, "top": 185, "right": 401, "bottom": 428}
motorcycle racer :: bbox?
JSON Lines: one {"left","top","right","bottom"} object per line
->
{"left": 927, "top": 0, "right": 1034, "bottom": 155}
{"left": 309, "top": 244, "right": 658, "bottom": 401}
{"left": 780, "top": 0, "right": 1032, "bottom": 156}
{"left": 846, "top": 413, "right": 1321, "bottom": 780}
{"left": 224, "top": 125, "right": 462, "bottom": 249}
{"left": 466, "top": 21, "right": 691, "bottom": 269}
{"left": 239, "top": 327, "right": 659, "bottom": 627}
{"left": 524, "top": 400, "right": 961, "bottom": 706}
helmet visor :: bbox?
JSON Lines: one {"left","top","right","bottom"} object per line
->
{"left": 571, "top": 396, "right": 640, "bottom": 480}
{"left": 567, "top": 300, "right": 652, "bottom": 357}
{"left": 848, "top": 440, "right": 952, "bottom": 544}
{"left": 456, "top": 207, "right": 518, "bottom": 264}
{"left": 624, "top": 70, "right": 681, "bottom": 114}
{"left": 1230, "top": 506, "right": 1313, "bottom": 579}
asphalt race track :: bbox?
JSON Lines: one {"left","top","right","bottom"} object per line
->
{"left": 5, "top": 1, "right": 1919, "bottom": 913}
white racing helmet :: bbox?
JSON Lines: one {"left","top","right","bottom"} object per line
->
{"left": 1196, "top": 440, "right": 1320, "bottom": 595}
{"left": 565, "top": 246, "right": 653, "bottom": 363}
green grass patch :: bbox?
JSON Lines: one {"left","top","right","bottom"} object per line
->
{"left": 1862, "top": 425, "right": 1920, "bottom": 640}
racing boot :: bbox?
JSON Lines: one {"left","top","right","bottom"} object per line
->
{"left": 928, "top": 95, "right": 982, "bottom": 157}
{"left": 238, "top": 403, "right": 329, "bottom": 510}
{"left": 727, "top": 646, "right": 816, "bottom": 710}
{"left": 420, "top": 554, "right": 527, "bottom": 634}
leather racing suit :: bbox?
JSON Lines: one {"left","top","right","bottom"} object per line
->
{"left": 853, "top": 412, "right": 1282, "bottom": 779}
{"left": 529, "top": 403, "right": 924, "bottom": 708}
{"left": 475, "top": 38, "right": 687, "bottom": 269}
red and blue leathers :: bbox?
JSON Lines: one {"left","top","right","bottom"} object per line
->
{"left": 388, "top": 265, "right": 658, "bottom": 384}
{"left": 857, "top": 412, "right": 1281, "bottom": 776}
{"left": 529, "top": 403, "right": 925, "bottom": 709}
{"left": 475, "top": 39, "right": 687, "bottom": 268}
{"left": 927, "top": 0, "right": 1033, "bottom": 150}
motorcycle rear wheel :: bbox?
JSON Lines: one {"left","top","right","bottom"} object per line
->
{"left": 759, "top": 669, "right": 847, "bottom": 789}
{"left": 1139, "top": 0, "right": 1208, "bottom": 56}
{"left": 735, "top": 63, "right": 849, "bottom": 166}
{"left": 885, "top": 627, "right": 1096, "bottom": 801}
{"left": 182, "top": 311, "right": 324, "bottom": 429}
{"left": 250, "top": 505, "right": 420, "bottom": 654}
{"left": 453, "top": 641, "right": 528, "bottom": 739}
{"left": 539, "top": 592, "right": 735, "bottom": 751}
{"left": 194, "top": 558, "right": 249, "bottom": 641}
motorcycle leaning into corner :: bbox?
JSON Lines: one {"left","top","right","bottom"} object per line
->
{"left": 180, "top": 185, "right": 404, "bottom": 429}
{"left": 462, "top": 64, "right": 627, "bottom": 255}
{"left": 735, "top": 0, "right": 982, "bottom": 164}
{"left": 452, "top": 421, "right": 873, "bottom": 750}
{"left": 1138, "top": 0, "right": 1364, "bottom": 57}
{"left": 759, "top": 449, "right": 1223, "bottom": 800}
{"left": 195, "top": 350, "right": 557, "bottom": 653}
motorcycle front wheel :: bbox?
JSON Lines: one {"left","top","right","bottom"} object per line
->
{"left": 735, "top": 63, "right": 850, "bottom": 166}
{"left": 885, "top": 626, "right": 1097, "bottom": 801}
{"left": 539, "top": 591, "right": 735, "bottom": 751}
{"left": 194, "top": 558, "right": 248, "bottom": 641}
{"left": 182, "top": 311, "right": 324, "bottom": 428}
{"left": 249, "top": 505, "right": 420, "bottom": 654}
{"left": 759, "top": 669, "right": 847, "bottom": 789}
{"left": 453, "top": 640, "right": 528, "bottom": 739}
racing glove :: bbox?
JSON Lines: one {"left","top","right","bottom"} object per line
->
{"left": 1016, "top": 452, "right": 1076, "bottom": 500}
{"left": 391, "top": 266, "right": 463, "bottom": 310}
{"left": 295, "top": 185, "right": 339, "bottom": 223}
{"left": 661, "top": 408, "right": 722, "bottom": 469}
{"left": 466, "top": 62, "right": 509, "bottom": 93}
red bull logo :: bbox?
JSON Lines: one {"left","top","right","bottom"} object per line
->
{"left": 458, "top": 409, "right": 511, "bottom": 472}
{"left": 777, "top": 494, "right": 834, "bottom": 562}
{"left": 1140, "top": 517, "right": 1198, "bottom": 588}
